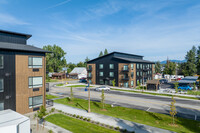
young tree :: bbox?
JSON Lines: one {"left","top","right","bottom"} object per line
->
{"left": 101, "top": 90, "right": 105, "bottom": 109}
{"left": 43, "top": 45, "right": 67, "bottom": 72}
{"left": 163, "top": 62, "right": 176, "bottom": 75}
{"left": 170, "top": 96, "right": 177, "bottom": 125}
{"left": 112, "top": 79, "right": 116, "bottom": 87}
{"left": 37, "top": 106, "right": 48, "bottom": 128}
{"left": 70, "top": 87, "right": 74, "bottom": 101}
{"left": 155, "top": 61, "right": 162, "bottom": 73}
{"left": 99, "top": 51, "right": 103, "bottom": 57}
{"left": 174, "top": 82, "right": 179, "bottom": 93}
{"left": 104, "top": 49, "right": 108, "bottom": 55}
{"left": 67, "top": 63, "right": 76, "bottom": 73}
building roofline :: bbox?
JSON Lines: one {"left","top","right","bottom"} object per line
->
{"left": 87, "top": 51, "right": 143, "bottom": 63}
{"left": 0, "top": 29, "right": 32, "bottom": 39}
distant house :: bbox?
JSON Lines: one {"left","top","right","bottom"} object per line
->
{"left": 69, "top": 67, "right": 87, "bottom": 79}
{"left": 52, "top": 73, "right": 66, "bottom": 79}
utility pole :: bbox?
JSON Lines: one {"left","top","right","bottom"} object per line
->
{"left": 88, "top": 83, "right": 91, "bottom": 113}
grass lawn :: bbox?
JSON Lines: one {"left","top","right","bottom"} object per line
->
{"left": 111, "top": 88, "right": 200, "bottom": 100}
{"left": 54, "top": 98, "right": 200, "bottom": 133}
{"left": 46, "top": 94, "right": 59, "bottom": 100}
{"left": 45, "top": 114, "right": 119, "bottom": 133}
{"left": 66, "top": 85, "right": 93, "bottom": 88}
{"left": 46, "top": 79, "right": 58, "bottom": 82}
{"left": 56, "top": 83, "right": 65, "bottom": 86}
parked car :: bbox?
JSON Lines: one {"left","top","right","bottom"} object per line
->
{"left": 159, "top": 79, "right": 168, "bottom": 84}
{"left": 178, "top": 85, "right": 192, "bottom": 90}
{"left": 95, "top": 86, "right": 110, "bottom": 91}
{"left": 79, "top": 78, "right": 87, "bottom": 83}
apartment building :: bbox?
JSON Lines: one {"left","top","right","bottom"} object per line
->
{"left": 0, "top": 30, "right": 49, "bottom": 114}
{"left": 87, "top": 52, "right": 155, "bottom": 88}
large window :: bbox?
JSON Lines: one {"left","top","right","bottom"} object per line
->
{"left": 99, "top": 79, "right": 104, "bottom": 84}
{"left": 131, "top": 72, "right": 134, "bottom": 78}
{"left": 28, "top": 57, "right": 43, "bottom": 68}
{"left": 109, "top": 64, "right": 114, "bottom": 69}
{"left": 29, "top": 77, "right": 43, "bottom": 88}
{"left": 0, "top": 101, "right": 4, "bottom": 111}
{"left": 124, "top": 82, "right": 129, "bottom": 88}
{"left": 131, "top": 81, "right": 134, "bottom": 87}
{"left": 0, "top": 55, "right": 3, "bottom": 69}
{"left": 0, "top": 79, "right": 3, "bottom": 92}
{"left": 137, "top": 64, "right": 139, "bottom": 69}
{"left": 99, "top": 72, "right": 104, "bottom": 76}
{"left": 131, "top": 64, "right": 134, "bottom": 69}
{"left": 140, "top": 64, "right": 143, "bottom": 69}
{"left": 88, "top": 72, "right": 92, "bottom": 77}
{"left": 99, "top": 64, "right": 103, "bottom": 69}
{"left": 29, "top": 96, "right": 43, "bottom": 108}
{"left": 123, "top": 65, "right": 128, "bottom": 70}
{"left": 109, "top": 72, "right": 114, "bottom": 77}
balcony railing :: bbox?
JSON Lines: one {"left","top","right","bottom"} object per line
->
{"left": 121, "top": 68, "right": 129, "bottom": 72}
{"left": 87, "top": 68, "right": 92, "bottom": 71}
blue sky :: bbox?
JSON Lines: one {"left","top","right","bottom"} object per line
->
{"left": 0, "top": 0, "right": 200, "bottom": 63}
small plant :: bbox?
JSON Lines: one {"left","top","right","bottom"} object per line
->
{"left": 87, "top": 118, "right": 91, "bottom": 122}
{"left": 66, "top": 97, "right": 71, "bottom": 102}
{"left": 73, "top": 114, "right": 76, "bottom": 117}
{"left": 174, "top": 82, "right": 179, "bottom": 93}
{"left": 58, "top": 110, "right": 62, "bottom": 113}
{"left": 116, "top": 127, "right": 120, "bottom": 130}
{"left": 50, "top": 108, "right": 55, "bottom": 113}
{"left": 112, "top": 79, "right": 116, "bottom": 87}
{"left": 110, "top": 126, "right": 114, "bottom": 129}
{"left": 70, "top": 87, "right": 74, "bottom": 101}
{"left": 48, "top": 129, "right": 53, "bottom": 133}
{"left": 80, "top": 116, "right": 83, "bottom": 119}
{"left": 96, "top": 122, "right": 100, "bottom": 125}
{"left": 76, "top": 115, "right": 80, "bottom": 118}
{"left": 83, "top": 118, "right": 87, "bottom": 121}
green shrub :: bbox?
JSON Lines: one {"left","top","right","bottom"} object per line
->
{"left": 87, "top": 118, "right": 91, "bottom": 122}
{"left": 48, "top": 129, "right": 53, "bottom": 133}
{"left": 73, "top": 114, "right": 76, "bottom": 117}
{"left": 96, "top": 122, "right": 100, "bottom": 124}
{"left": 50, "top": 108, "right": 55, "bottom": 113}
{"left": 80, "top": 116, "right": 83, "bottom": 119}
{"left": 110, "top": 126, "right": 114, "bottom": 129}
{"left": 76, "top": 115, "right": 80, "bottom": 118}
{"left": 115, "top": 127, "right": 120, "bottom": 130}
{"left": 58, "top": 110, "right": 62, "bottom": 113}
{"left": 83, "top": 118, "right": 87, "bottom": 121}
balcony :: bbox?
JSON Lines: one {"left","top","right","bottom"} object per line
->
{"left": 121, "top": 68, "right": 129, "bottom": 72}
{"left": 121, "top": 77, "right": 129, "bottom": 81}
{"left": 87, "top": 68, "right": 92, "bottom": 71}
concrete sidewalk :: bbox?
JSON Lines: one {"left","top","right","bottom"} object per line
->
{"left": 53, "top": 103, "right": 174, "bottom": 133}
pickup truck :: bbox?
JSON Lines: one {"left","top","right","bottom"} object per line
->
{"left": 178, "top": 85, "right": 193, "bottom": 90}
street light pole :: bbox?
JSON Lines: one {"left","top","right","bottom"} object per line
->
{"left": 88, "top": 83, "right": 91, "bottom": 113}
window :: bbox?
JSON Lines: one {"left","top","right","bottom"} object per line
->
{"left": 131, "top": 72, "right": 134, "bottom": 78}
{"left": 99, "top": 64, "right": 103, "bottom": 69}
{"left": 89, "top": 80, "right": 92, "bottom": 84}
{"left": 137, "top": 72, "right": 139, "bottom": 76}
{"left": 99, "top": 72, "right": 103, "bottom": 76}
{"left": 124, "top": 82, "right": 129, "bottom": 88}
{"left": 29, "top": 96, "right": 43, "bottom": 108}
{"left": 0, "top": 79, "right": 3, "bottom": 92}
{"left": 0, "top": 55, "right": 3, "bottom": 69}
{"left": 29, "top": 77, "right": 43, "bottom": 88}
{"left": 109, "top": 72, "right": 114, "bottom": 77}
{"left": 109, "top": 80, "right": 113, "bottom": 85}
{"left": 131, "top": 64, "right": 134, "bottom": 69}
{"left": 88, "top": 72, "right": 92, "bottom": 77}
{"left": 0, "top": 101, "right": 4, "bottom": 111}
{"left": 140, "top": 79, "right": 142, "bottom": 84}
{"left": 123, "top": 65, "right": 128, "bottom": 70}
{"left": 137, "top": 64, "right": 139, "bottom": 69}
{"left": 140, "top": 71, "right": 142, "bottom": 76}
{"left": 109, "top": 64, "right": 114, "bottom": 69}
{"left": 99, "top": 79, "right": 104, "bottom": 84}
{"left": 28, "top": 57, "right": 43, "bottom": 68}
{"left": 140, "top": 64, "right": 143, "bottom": 69}
{"left": 88, "top": 65, "right": 92, "bottom": 70}
{"left": 131, "top": 81, "right": 134, "bottom": 87}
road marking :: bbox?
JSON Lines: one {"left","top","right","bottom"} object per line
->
{"left": 146, "top": 107, "right": 151, "bottom": 111}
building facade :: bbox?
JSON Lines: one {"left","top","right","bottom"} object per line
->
{"left": 87, "top": 52, "right": 155, "bottom": 88}
{"left": 0, "top": 30, "right": 49, "bottom": 114}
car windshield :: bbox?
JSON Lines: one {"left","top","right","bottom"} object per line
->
{"left": 100, "top": 86, "right": 106, "bottom": 88}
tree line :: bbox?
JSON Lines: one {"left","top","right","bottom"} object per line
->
{"left": 43, "top": 45, "right": 109, "bottom": 73}
{"left": 155, "top": 45, "right": 200, "bottom": 76}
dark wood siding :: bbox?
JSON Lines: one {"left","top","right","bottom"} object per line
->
{"left": 0, "top": 51, "right": 16, "bottom": 111}
{"left": 0, "top": 32, "right": 27, "bottom": 44}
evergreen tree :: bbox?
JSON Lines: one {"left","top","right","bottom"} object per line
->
{"left": 99, "top": 51, "right": 103, "bottom": 57}
{"left": 184, "top": 46, "right": 197, "bottom": 76}
{"left": 84, "top": 57, "right": 90, "bottom": 67}
{"left": 104, "top": 49, "right": 108, "bottom": 55}
{"left": 155, "top": 61, "right": 162, "bottom": 73}
{"left": 197, "top": 46, "right": 200, "bottom": 75}
{"left": 163, "top": 61, "right": 176, "bottom": 75}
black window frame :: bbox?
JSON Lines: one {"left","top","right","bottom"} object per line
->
{"left": 29, "top": 95, "right": 43, "bottom": 108}
{"left": 28, "top": 76, "right": 43, "bottom": 88}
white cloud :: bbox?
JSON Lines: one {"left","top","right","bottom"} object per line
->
{"left": 44, "top": 0, "right": 71, "bottom": 10}
{"left": 0, "top": 13, "right": 29, "bottom": 25}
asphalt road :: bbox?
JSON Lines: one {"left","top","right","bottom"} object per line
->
{"left": 48, "top": 83, "right": 200, "bottom": 121}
